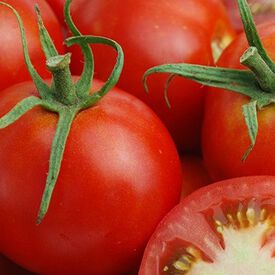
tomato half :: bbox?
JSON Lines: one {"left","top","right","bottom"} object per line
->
{"left": 56, "top": 0, "right": 235, "bottom": 153}
{"left": 202, "top": 23, "right": 275, "bottom": 181}
{"left": 223, "top": 0, "right": 275, "bottom": 33}
{"left": 139, "top": 176, "right": 275, "bottom": 274}
{"left": 0, "top": 79, "right": 182, "bottom": 275}
{"left": 0, "top": 0, "right": 64, "bottom": 91}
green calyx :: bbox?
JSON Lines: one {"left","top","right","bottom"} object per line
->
{"left": 143, "top": 0, "right": 275, "bottom": 160}
{"left": 0, "top": 0, "right": 124, "bottom": 224}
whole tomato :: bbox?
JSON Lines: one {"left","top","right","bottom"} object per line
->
{"left": 0, "top": 1, "right": 182, "bottom": 274}
{"left": 0, "top": 0, "right": 64, "bottom": 91}
{"left": 48, "top": 0, "right": 235, "bottom": 153}
{"left": 223, "top": 0, "right": 275, "bottom": 33}
{"left": 0, "top": 79, "right": 182, "bottom": 275}
{"left": 142, "top": 0, "right": 275, "bottom": 181}
{"left": 202, "top": 23, "right": 275, "bottom": 181}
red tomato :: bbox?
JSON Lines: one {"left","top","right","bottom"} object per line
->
{"left": 0, "top": 0, "right": 64, "bottom": 91}
{"left": 139, "top": 176, "right": 275, "bottom": 274}
{"left": 180, "top": 155, "right": 212, "bottom": 198}
{"left": 52, "top": 0, "right": 235, "bottom": 153}
{"left": 223, "top": 0, "right": 275, "bottom": 33}
{"left": 0, "top": 79, "right": 182, "bottom": 275}
{"left": 0, "top": 254, "right": 33, "bottom": 275}
{"left": 203, "top": 23, "right": 275, "bottom": 181}
{"left": 45, "top": 0, "right": 64, "bottom": 23}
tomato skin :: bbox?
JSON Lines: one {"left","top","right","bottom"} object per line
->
{"left": 0, "top": 0, "right": 64, "bottom": 91}
{"left": 0, "top": 254, "right": 33, "bottom": 275}
{"left": 45, "top": 0, "right": 64, "bottom": 23}
{"left": 203, "top": 23, "right": 275, "bottom": 181}
{"left": 139, "top": 176, "right": 275, "bottom": 275}
{"left": 50, "top": 0, "right": 235, "bottom": 153}
{"left": 0, "top": 79, "right": 182, "bottom": 275}
{"left": 180, "top": 155, "right": 212, "bottom": 198}
{"left": 223, "top": 0, "right": 275, "bottom": 33}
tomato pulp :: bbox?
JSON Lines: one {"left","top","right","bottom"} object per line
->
{"left": 139, "top": 176, "right": 275, "bottom": 274}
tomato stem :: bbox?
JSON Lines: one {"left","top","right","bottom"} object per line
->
{"left": 240, "top": 47, "right": 275, "bottom": 93}
{"left": 46, "top": 53, "right": 78, "bottom": 105}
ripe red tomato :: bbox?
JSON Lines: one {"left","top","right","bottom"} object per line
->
{"left": 203, "top": 23, "right": 275, "bottom": 181}
{"left": 0, "top": 254, "right": 33, "bottom": 275}
{"left": 180, "top": 155, "right": 211, "bottom": 198}
{"left": 139, "top": 176, "right": 275, "bottom": 274}
{"left": 56, "top": 0, "right": 235, "bottom": 153}
{"left": 0, "top": 79, "right": 182, "bottom": 275}
{"left": 223, "top": 0, "right": 275, "bottom": 33}
{"left": 45, "top": 0, "right": 64, "bottom": 23}
{"left": 0, "top": 0, "right": 64, "bottom": 91}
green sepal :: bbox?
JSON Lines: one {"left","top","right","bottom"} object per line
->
{"left": 35, "top": 5, "right": 58, "bottom": 59}
{"left": 36, "top": 108, "right": 77, "bottom": 224}
{"left": 242, "top": 100, "right": 258, "bottom": 161}
{"left": 65, "top": 35, "right": 124, "bottom": 107}
{"left": 144, "top": 63, "right": 261, "bottom": 99}
{"left": 64, "top": 0, "right": 94, "bottom": 98}
{"left": 237, "top": 0, "right": 275, "bottom": 72}
{"left": 0, "top": 96, "right": 41, "bottom": 128}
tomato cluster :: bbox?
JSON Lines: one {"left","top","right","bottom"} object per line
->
{"left": 0, "top": 0, "right": 275, "bottom": 274}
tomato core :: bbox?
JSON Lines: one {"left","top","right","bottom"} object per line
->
{"left": 163, "top": 199, "right": 275, "bottom": 274}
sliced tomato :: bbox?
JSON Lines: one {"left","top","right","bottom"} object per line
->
{"left": 139, "top": 176, "right": 275, "bottom": 274}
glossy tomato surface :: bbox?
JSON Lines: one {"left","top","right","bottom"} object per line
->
{"left": 56, "top": 0, "right": 235, "bottom": 153}
{"left": 203, "top": 23, "right": 275, "bottom": 181}
{"left": 0, "top": 79, "right": 182, "bottom": 275}
{"left": 0, "top": 0, "right": 64, "bottom": 91}
{"left": 223, "top": 0, "right": 275, "bottom": 33}
{"left": 139, "top": 176, "right": 275, "bottom": 274}
{"left": 45, "top": 0, "right": 64, "bottom": 23}
{"left": 0, "top": 254, "right": 33, "bottom": 275}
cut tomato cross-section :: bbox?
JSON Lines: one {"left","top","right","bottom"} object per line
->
{"left": 139, "top": 176, "right": 275, "bottom": 275}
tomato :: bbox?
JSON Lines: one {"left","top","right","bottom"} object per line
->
{"left": 45, "top": 0, "right": 64, "bottom": 23}
{"left": 0, "top": 0, "right": 64, "bottom": 91}
{"left": 55, "top": 0, "right": 235, "bottom": 153}
{"left": 0, "top": 79, "right": 182, "bottom": 275}
{"left": 202, "top": 23, "right": 275, "bottom": 181}
{"left": 223, "top": 0, "right": 275, "bottom": 33}
{"left": 180, "top": 155, "right": 211, "bottom": 198}
{"left": 139, "top": 176, "right": 275, "bottom": 274}
{"left": 0, "top": 254, "right": 33, "bottom": 275}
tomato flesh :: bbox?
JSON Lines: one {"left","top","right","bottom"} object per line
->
{"left": 139, "top": 176, "right": 275, "bottom": 274}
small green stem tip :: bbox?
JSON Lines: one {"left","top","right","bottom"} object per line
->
{"left": 241, "top": 47, "right": 275, "bottom": 93}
